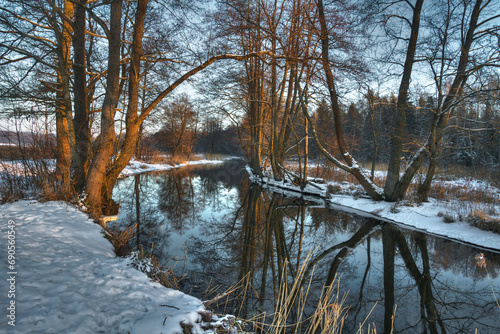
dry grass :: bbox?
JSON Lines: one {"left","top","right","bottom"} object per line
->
{"left": 198, "top": 249, "right": 382, "bottom": 334}
{"left": 425, "top": 181, "right": 499, "bottom": 204}
{"left": 467, "top": 211, "right": 500, "bottom": 234}
{"left": 0, "top": 167, "right": 27, "bottom": 203}
{"left": 103, "top": 223, "right": 137, "bottom": 256}
{"left": 0, "top": 159, "right": 60, "bottom": 203}
{"left": 128, "top": 248, "right": 185, "bottom": 290}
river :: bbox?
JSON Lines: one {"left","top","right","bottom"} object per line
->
{"left": 112, "top": 159, "right": 500, "bottom": 333}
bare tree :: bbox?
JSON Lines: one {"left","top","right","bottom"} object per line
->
{"left": 415, "top": 0, "right": 500, "bottom": 201}
{"left": 306, "top": 0, "right": 384, "bottom": 200}
{"left": 82, "top": 0, "right": 286, "bottom": 217}
{"left": 156, "top": 95, "right": 198, "bottom": 157}
{"left": 0, "top": 0, "right": 79, "bottom": 198}
{"left": 308, "top": 0, "right": 498, "bottom": 202}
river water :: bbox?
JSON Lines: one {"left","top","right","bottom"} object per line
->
{"left": 112, "top": 159, "right": 500, "bottom": 333}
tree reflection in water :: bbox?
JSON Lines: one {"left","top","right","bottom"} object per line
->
{"left": 113, "top": 159, "right": 500, "bottom": 333}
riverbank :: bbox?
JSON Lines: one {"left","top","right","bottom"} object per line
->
{"left": 251, "top": 169, "right": 500, "bottom": 252}
{"left": 119, "top": 158, "right": 225, "bottom": 178}
{"left": 1, "top": 157, "right": 498, "bottom": 333}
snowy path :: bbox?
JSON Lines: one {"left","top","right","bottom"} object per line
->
{"left": 0, "top": 200, "right": 205, "bottom": 334}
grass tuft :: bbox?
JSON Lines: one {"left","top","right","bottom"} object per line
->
{"left": 128, "top": 249, "right": 185, "bottom": 290}
{"left": 467, "top": 211, "right": 500, "bottom": 234}
{"left": 104, "top": 223, "right": 137, "bottom": 256}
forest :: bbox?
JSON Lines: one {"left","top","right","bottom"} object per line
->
{"left": 0, "top": 0, "right": 499, "bottom": 217}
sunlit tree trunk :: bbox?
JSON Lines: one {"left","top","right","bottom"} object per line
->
{"left": 101, "top": 0, "right": 149, "bottom": 206}
{"left": 245, "top": 14, "right": 265, "bottom": 176}
{"left": 55, "top": 105, "right": 72, "bottom": 199}
{"left": 269, "top": 1, "right": 280, "bottom": 180}
{"left": 269, "top": 0, "right": 314, "bottom": 183}
{"left": 84, "top": 0, "right": 123, "bottom": 216}
{"left": 54, "top": 0, "right": 76, "bottom": 200}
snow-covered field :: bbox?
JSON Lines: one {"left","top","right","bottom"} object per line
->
{"left": 120, "top": 158, "right": 224, "bottom": 177}
{"left": 0, "top": 158, "right": 223, "bottom": 178}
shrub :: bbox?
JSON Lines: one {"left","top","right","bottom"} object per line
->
{"left": 390, "top": 203, "right": 400, "bottom": 214}
{"left": 467, "top": 211, "right": 500, "bottom": 234}
{"left": 437, "top": 211, "right": 456, "bottom": 223}
{"left": 104, "top": 223, "right": 137, "bottom": 256}
{"left": 326, "top": 184, "right": 342, "bottom": 196}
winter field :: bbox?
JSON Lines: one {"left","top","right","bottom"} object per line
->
{"left": 1, "top": 158, "right": 499, "bottom": 333}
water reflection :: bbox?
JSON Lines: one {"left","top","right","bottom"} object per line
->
{"left": 113, "top": 160, "right": 500, "bottom": 333}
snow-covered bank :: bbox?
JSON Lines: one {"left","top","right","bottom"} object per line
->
{"left": 0, "top": 157, "right": 223, "bottom": 179}
{"left": 327, "top": 194, "right": 500, "bottom": 252}
{"left": 0, "top": 200, "right": 209, "bottom": 333}
{"left": 119, "top": 158, "right": 224, "bottom": 178}
{"left": 252, "top": 171, "right": 500, "bottom": 252}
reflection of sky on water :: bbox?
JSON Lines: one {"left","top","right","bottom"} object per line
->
{"left": 113, "top": 161, "right": 500, "bottom": 333}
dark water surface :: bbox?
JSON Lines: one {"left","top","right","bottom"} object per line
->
{"left": 113, "top": 159, "right": 500, "bottom": 333}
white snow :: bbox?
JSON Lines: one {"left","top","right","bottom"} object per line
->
{"left": 0, "top": 160, "right": 56, "bottom": 177}
{"left": 0, "top": 200, "right": 208, "bottom": 333}
{"left": 0, "top": 158, "right": 223, "bottom": 179}
{"left": 327, "top": 195, "right": 500, "bottom": 251}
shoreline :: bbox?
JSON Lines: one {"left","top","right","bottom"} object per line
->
{"left": 251, "top": 170, "right": 500, "bottom": 253}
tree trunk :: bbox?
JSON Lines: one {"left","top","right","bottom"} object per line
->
{"left": 55, "top": 108, "right": 72, "bottom": 199}
{"left": 417, "top": 152, "right": 439, "bottom": 201}
{"left": 417, "top": 0, "right": 483, "bottom": 202}
{"left": 367, "top": 90, "right": 378, "bottom": 182}
{"left": 315, "top": 0, "right": 384, "bottom": 200}
{"left": 73, "top": 0, "right": 89, "bottom": 193}
{"left": 84, "top": 0, "right": 123, "bottom": 217}
{"left": 270, "top": 10, "right": 280, "bottom": 181}
{"left": 101, "top": 0, "right": 149, "bottom": 206}
{"left": 384, "top": 0, "right": 424, "bottom": 201}
{"left": 54, "top": 0, "right": 76, "bottom": 200}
